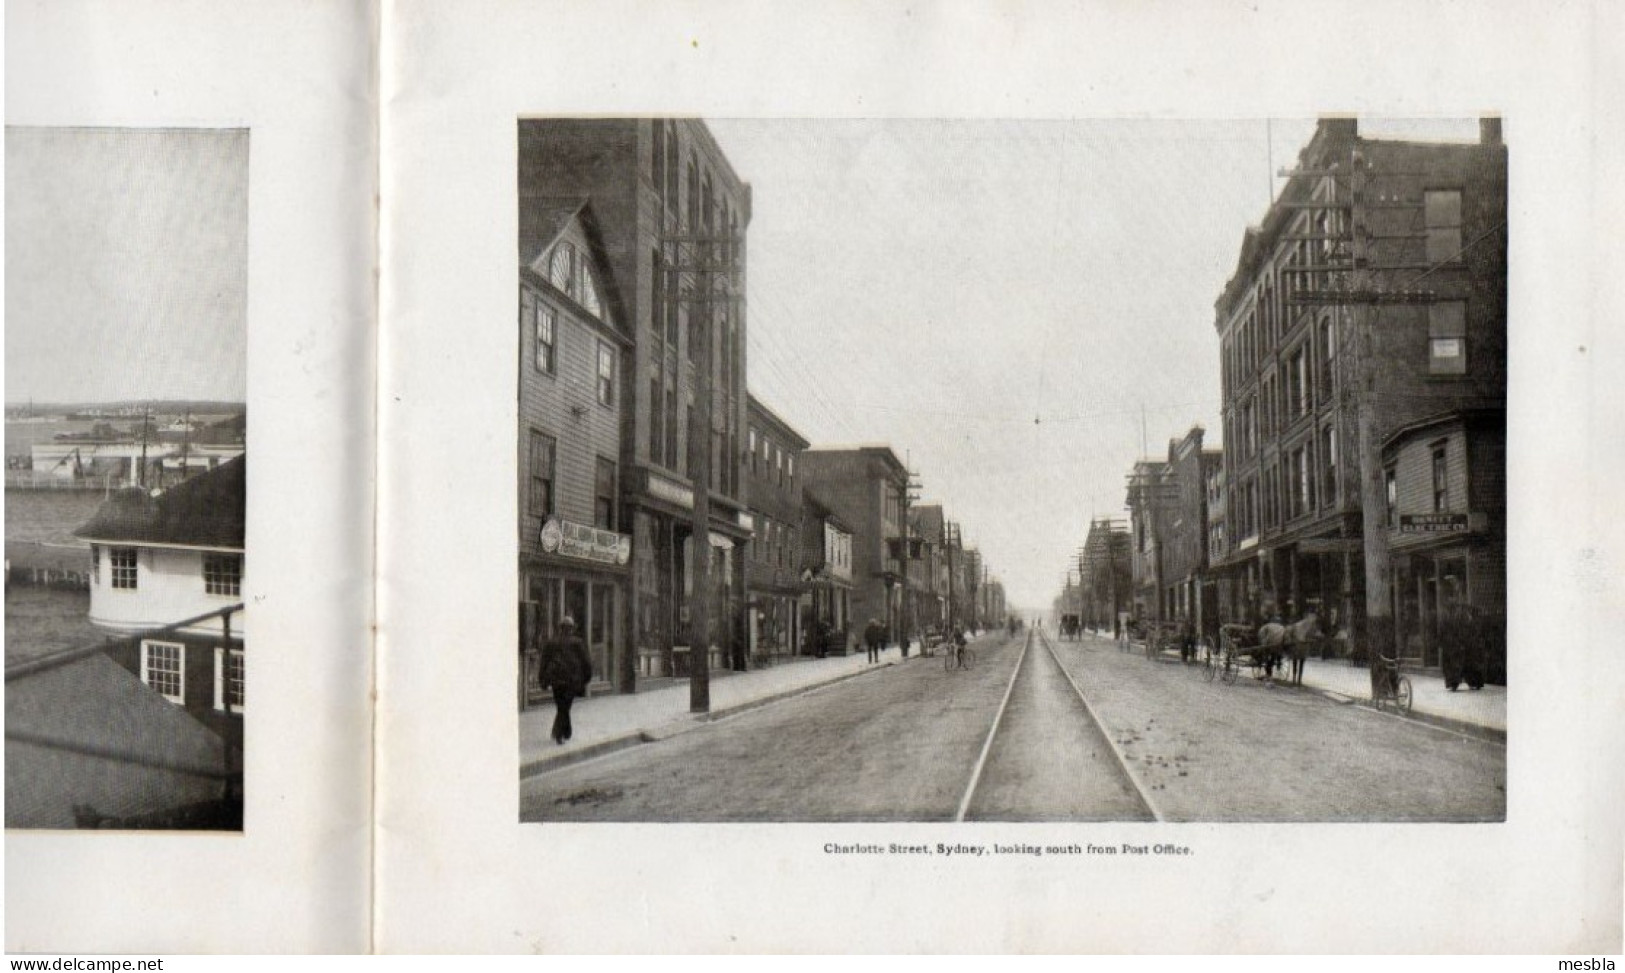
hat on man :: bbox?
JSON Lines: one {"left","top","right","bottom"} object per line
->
{"left": 560, "top": 616, "right": 577, "bottom": 630}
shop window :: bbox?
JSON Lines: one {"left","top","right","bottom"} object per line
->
{"left": 1429, "top": 302, "right": 1467, "bottom": 375}
{"left": 141, "top": 640, "right": 184, "bottom": 704}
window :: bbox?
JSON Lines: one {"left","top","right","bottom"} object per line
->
{"left": 204, "top": 553, "right": 242, "bottom": 596}
{"left": 786, "top": 454, "right": 794, "bottom": 483}
{"left": 748, "top": 428, "right": 757, "bottom": 472}
{"left": 140, "top": 640, "right": 184, "bottom": 704}
{"left": 91, "top": 545, "right": 100, "bottom": 584}
{"left": 1289, "top": 347, "right": 1309, "bottom": 417}
{"left": 649, "top": 376, "right": 663, "bottom": 462}
{"left": 110, "top": 547, "right": 138, "bottom": 590}
{"left": 1318, "top": 316, "right": 1336, "bottom": 401}
{"left": 577, "top": 257, "right": 602, "bottom": 318}
{"left": 214, "top": 647, "right": 245, "bottom": 712}
{"left": 548, "top": 243, "right": 575, "bottom": 297}
{"left": 1384, "top": 467, "right": 1398, "bottom": 527}
{"left": 595, "top": 457, "right": 617, "bottom": 530}
{"left": 1424, "top": 190, "right": 1463, "bottom": 265}
{"left": 529, "top": 430, "right": 555, "bottom": 517}
{"left": 1321, "top": 426, "right": 1337, "bottom": 507}
{"left": 1429, "top": 301, "right": 1467, "bottom": 375}
{"left": 665, "top": 386, "right": 678, "bottom": 470}
{"left": 535, "top": 304, "right": 556, "bottom": 374}
{"left": 597, "top": 341, "right": 616, "bottom": 406}
{"left": 1432, "top": 445, "right": 1450, "bottom": 512}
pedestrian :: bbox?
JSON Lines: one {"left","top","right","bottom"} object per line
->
{"left": 539, "top": 616, "right": 593, "bottom": 745}
{"left": 900, "top": 630, "right": 910, "bottom": 659}
{"left": 863, "top": 618, "right": 882, "bottom": 664}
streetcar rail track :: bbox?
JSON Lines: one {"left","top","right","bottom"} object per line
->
{"left": 1034, "top": 627, "right": 1164, "bottom": 822}
{"left": 953, "top": 628, "right": 1030, "bottom": 822}
{"left": 955, "top": 627, "right": 1162, "bottom": 823}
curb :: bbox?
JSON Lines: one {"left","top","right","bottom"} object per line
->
{"left": 520, "top": 658, "right": 897, "bottom": 779}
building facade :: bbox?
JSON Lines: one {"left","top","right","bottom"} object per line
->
{"left": 745, "top": 394, "right": 808, "bottom": 664}
{"left": 517, "top": 198, "right": 634, "bottom": 704}
{"left": 74, "top": 456, "right": 245, "bottom": 752}
{"left": 800, "top": 490, "right": 854, "bottom": 655}
{"left": 519, "top": 119, "right": 754, "bottom": 687}
{"left": 798, "top": 446, "right": 909, "bottom": 648}
{"left": 1381, "top": 407, "right": 1506, "bottom": 675}
{"left": 1211, "top": 117, "right": 1507, "bottom": 660}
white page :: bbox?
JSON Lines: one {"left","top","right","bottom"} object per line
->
{"left": 5, "top": 0, "right": 378, "bottom": 953}
{"left": 376, "top": 0, "right": 1621, "bottom": 954}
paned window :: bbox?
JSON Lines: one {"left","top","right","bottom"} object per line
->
{"left": 1429, "top": 302, "right": 1467, "bottom": 375}
{"left": 748, "top": 429, "right": 758, "bottom": 472}
{"left": 204, "top": 553, "right": 242, "bottom": 596}
{"left": 1432, "top": 446, "right": 1450, "bottom": 512}
{"left": 214, "top": 647, "right": 245, "bottom": 712}
{"left": 529, "top": 430, "right": 555, "bottom": 517}
{"left": 141, "top": 640, "right": 184, "bottom": 704}
{"left": 91, "top": 545, "right": 100, "bottom": 584}
{"left": 597, "top": 341, "right": 616, "bottom": 406}
{"left": 535, "top": 304, "right": 556, "bottom": 374}
{"left": 649, "top": 376, "right": 663, "bottom": 462}
{"left": 595, "top": 457, "right": 617, "bottom": 530}
{"left": 1424, "top": 190, "right": 1463, "bottom": 265}
{"left": 110, "top": 547, "right": 138, "bottom": 590}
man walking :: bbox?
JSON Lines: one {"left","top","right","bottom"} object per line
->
{"left": 540, "top": 616, "right": 593, "bottom": 745}
{"left": 864, "top": 618, "right": 882, "bottom": 664}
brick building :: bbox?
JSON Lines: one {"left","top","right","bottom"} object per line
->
{"left": 519, "top": 119, "right": 753, "bottom": 687}
{"left": 1210, "top": 117, "right": 1506, "bottom": 666}
{"left": 745, "top": 394, "right": 808, "bottom": 664}
{"left": 799, "top": 446, "right": 910, "bottom": 646}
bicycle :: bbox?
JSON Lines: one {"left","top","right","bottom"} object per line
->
{"left": 1371, "top": 654, "right": 1414, "bottom": 714}
{"left": 944, "top": 642, "right": 976, "bottom": 671}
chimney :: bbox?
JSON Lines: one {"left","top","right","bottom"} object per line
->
{"left": 1479, "top": 117, "right": 1503, "bottom": 145}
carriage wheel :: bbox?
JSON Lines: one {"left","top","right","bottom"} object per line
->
{"left": 1395, "top": 677, "right": 1413, "bottom": 714}
{"left": 1203, "top": 653, "right": 1217, "bottom": 682}
{"left": 1220, "top": 658, "right": 1239, "bottom": 685}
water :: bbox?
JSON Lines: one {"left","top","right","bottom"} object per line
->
{"left": 5, "top": 584, "right": 105, "bottom": 664}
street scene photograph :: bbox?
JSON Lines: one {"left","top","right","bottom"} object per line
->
{"left": 5, "top": 127, "right": 248, "bottom": 830}
{"left": 514, "top": 117, "right": 1506, "bottom": 824}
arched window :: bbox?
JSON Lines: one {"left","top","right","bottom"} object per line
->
{"left": 548, "top": 243, "right": 575, "bottom": 297}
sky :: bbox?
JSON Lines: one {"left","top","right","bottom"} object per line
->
{"left": 707, "top": 117, "right": 1482, "bottom": 612}
{"left": 5, "top": 127, "right": 249, "bottom": 405}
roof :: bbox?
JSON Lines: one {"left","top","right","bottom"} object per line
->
{"left": 802, "top": 489, "right": 853, "bottom": 534}
{"left": 5, "top": 654, "right": 227, "bottom": 828}
{"left": 746, "top": 393, "right": 811, "bottom": 449}
{"left": 518, "top": 195, "right": 590, "bottom": 269}
{"left": 1380, "top": 407, "right": 1504, "bottom": 454}
{"left": 75, "top": 455, "right": 245, "bottom": 549}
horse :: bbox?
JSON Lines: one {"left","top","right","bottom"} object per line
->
{"left": 1257, "top": 611, "right": 1323, "bottom": 686}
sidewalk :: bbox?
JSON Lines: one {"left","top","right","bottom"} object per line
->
{"left": 520, "top": 643, "right": 928, "bottom": 777}
{"left": 1122, "top": 635, "right": 1506, "bottom": 739}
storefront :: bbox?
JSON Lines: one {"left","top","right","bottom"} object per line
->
{"left": 629, "top": 469, "right": 750, "bottom": 679}
{"left": 520, "top": 517, "right": 631, "bottom": 709}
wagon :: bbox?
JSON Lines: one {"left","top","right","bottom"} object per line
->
{"left": 1204, "top": 623, "right": 1276, "bottom": 685}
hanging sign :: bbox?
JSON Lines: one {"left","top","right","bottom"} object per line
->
{"left": 539, "top": 516, "right": 632, "bottom": 565}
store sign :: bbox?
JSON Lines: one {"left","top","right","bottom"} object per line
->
{"left": 738, "top": 511, "right": 755, "bottom": 531}
{"left": 539, "top": 517, "right": 632, "bottom": 565}
{"left": 646, "top": 472, "right": 694, "bottom": 510}
{"left": 1398, "top": 513, "right": 1470, "bottom": 535}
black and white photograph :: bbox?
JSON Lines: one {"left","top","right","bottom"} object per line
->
{"left": 5, "top": 127, "right": 249, "bottom": 831}
{"left": 514, "top": 117, "right": 1507, "bottom": 824}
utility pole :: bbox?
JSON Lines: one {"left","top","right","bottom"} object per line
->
{"left": 666, "top": 201, "right": 744, "bottom": 714}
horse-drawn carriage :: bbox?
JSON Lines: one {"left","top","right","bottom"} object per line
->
{"left": 1204, "top": 613, "right": 1324, "bottom": 687}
